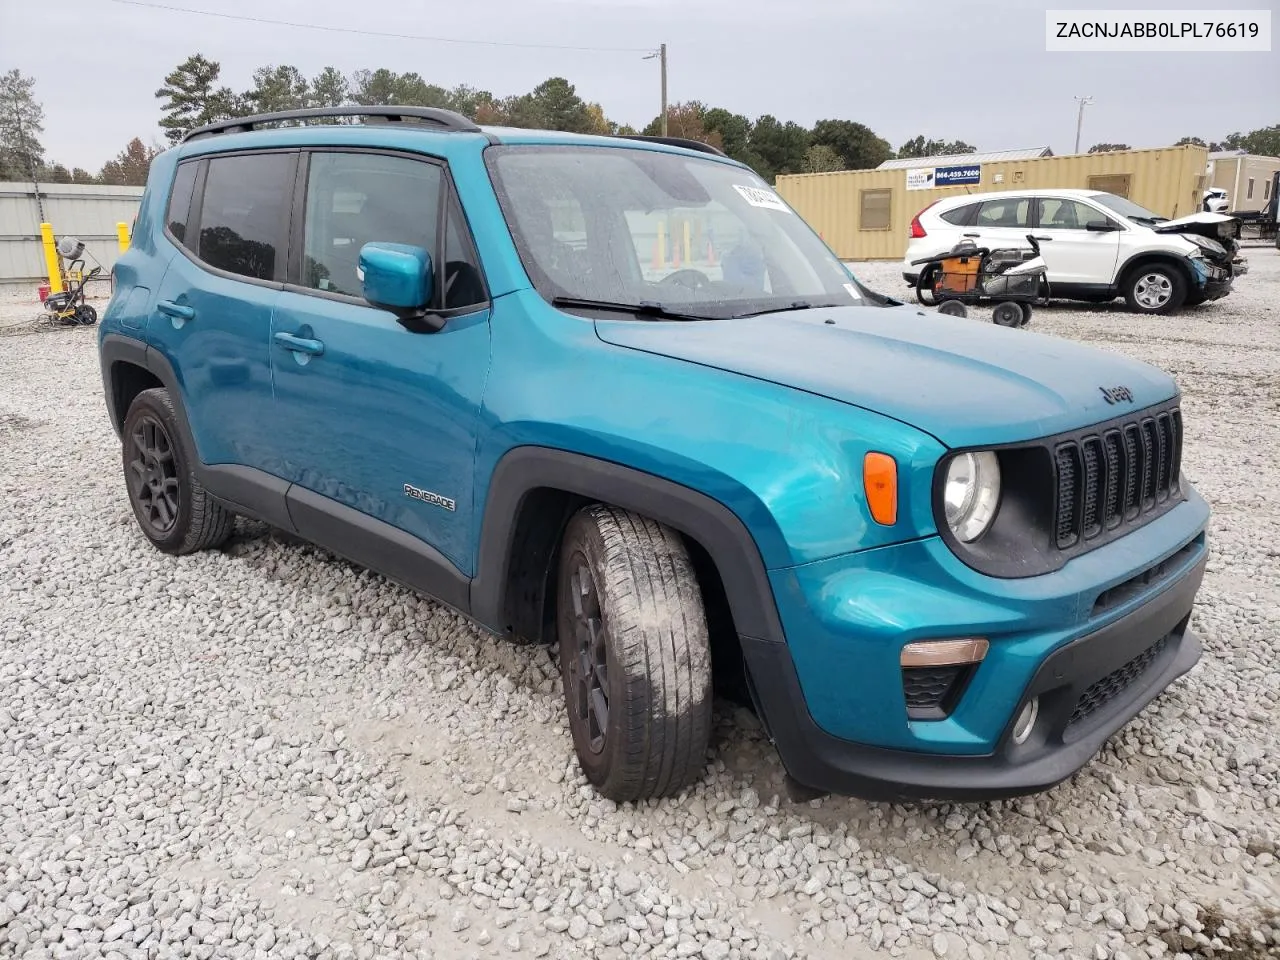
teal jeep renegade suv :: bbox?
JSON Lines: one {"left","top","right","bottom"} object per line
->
{"left": 97, "top": 106, "right": 1209, "bottom": 803}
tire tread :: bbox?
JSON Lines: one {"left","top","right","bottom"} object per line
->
{"left": 563, "top": 504, "right": 713, "bottom": 801}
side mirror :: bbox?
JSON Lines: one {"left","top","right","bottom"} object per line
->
{"left": 1085, "top": 221, "right": 1119, "bottom": 232}
{"left": 358, "top": 242, "right": 443, "bottom": 333}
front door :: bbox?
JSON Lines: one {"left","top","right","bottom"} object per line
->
{"left": 269, "top": 149, "right": 492, "bottom": 579}
{"left": 1031, "top": 197, "right": 1123, "bottom": 288}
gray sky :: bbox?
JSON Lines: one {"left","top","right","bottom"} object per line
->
{"left": 3, "top": 0, "right": 1277, "bottom": 171}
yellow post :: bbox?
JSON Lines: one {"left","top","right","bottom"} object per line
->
{"left": 116, "top": 221, "right": 131, "bottom": 254}
{"left": 683, "top": 220, "right": 692, "bottom": 265}
{"left": 40, "top": 223, "right": 64, "bottom": 294}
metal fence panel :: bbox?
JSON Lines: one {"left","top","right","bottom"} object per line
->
{"left": 0, "top": 182, "right": 144, "bottom": 287}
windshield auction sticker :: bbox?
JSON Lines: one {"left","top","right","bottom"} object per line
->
{"left": 733, "top": 184, "right": 792, "bottom": 213}
{"left": 1046, "top": 9, "right": 1270, "bottom": 51}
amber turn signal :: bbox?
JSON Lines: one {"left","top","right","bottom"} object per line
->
{"left": 863, "top": 452, "right": 898, "bottom": 525}
{"left": 900, "top": 638, "right": 990, "bottom": 668}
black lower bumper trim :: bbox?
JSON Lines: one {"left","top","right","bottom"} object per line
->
{"left": 742, "top": 552, "right": 1205, "bottom": 802}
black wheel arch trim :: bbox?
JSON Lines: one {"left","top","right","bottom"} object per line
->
{"left": 470, "top": 446, "right": 786, "bottom": 646}
{"left": 1115, "top": 251, "right": 1196, "bottom": 288}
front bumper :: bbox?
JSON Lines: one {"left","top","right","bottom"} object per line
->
{"left": 744, "top": 549, "right": 1204, "bottom": 801}
{"left": 743, "top": 489, "right": 1210, "bottom": 801}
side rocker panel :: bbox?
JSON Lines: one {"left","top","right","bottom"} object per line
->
{"left": 470, "top": 446, "right": 786, "bottom": 646}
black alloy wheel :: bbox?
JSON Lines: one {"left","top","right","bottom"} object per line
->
{"left": 127, "top": 414, "right": 181, "bottom": 537}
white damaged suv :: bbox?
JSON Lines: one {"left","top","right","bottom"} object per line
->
{"left": 902, "top": 188, "right": 1244, "bottom": 315}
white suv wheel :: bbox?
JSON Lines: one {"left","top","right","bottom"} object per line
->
{"left": 1134, "top": 273, "right": 1173, "bottom": 309}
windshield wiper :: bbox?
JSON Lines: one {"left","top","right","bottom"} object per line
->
{"left": 551, "top": 296, "right": 712, "bottom": 322}
{"left": 738, "top": 300, "right": 819, "bottom": 318}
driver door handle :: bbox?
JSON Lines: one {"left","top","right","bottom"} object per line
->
{"left": 274, "top": 331, "right": 325, "bottom": 356}
{"left": 963, "top": 233, "right": 981, "bottom": 238}
{"left": 1030, "top": 235, "right": 1054, "bottom": 241}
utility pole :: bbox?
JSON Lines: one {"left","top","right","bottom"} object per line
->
{"left": 1073, "top": 95, "right": 1094, "bottom": 154}
{"left": 645, "top": 44, "right": 668, "bottom": 135}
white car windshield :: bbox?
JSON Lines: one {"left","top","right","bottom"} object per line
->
{"left": 1091, "top": 193, "right": 1168, "bottom": 225}
{"left": 485, "top": 144, "right": 875, "bottom": 319}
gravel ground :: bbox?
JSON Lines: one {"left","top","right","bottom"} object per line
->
{"left": 1, "top": 251, "right": 1278, "bottom": 960}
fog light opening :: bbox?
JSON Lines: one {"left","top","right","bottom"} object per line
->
{"left": 1012, "top": 697, "right": 1039, "bottom": 745}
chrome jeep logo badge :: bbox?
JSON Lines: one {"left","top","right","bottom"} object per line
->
{"left": 1099, "top": 385, "right": 1134, "bottom": 405}
{"left": 404, "top": 483, "right": 456, "bottom": 512}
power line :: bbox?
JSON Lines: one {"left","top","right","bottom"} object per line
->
{"left": 105, "top": 0, "right": 656, "bottom": 54}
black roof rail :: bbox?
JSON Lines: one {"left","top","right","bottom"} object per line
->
{"left": 615, "top": 134, "right": 728, "bottom": 158}
{"left": 181, "top": 106, "right": 481, "bottom": 143}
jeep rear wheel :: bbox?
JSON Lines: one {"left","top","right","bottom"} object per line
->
{"left": 122, "top": 388, "right": 235, "bottom": 555}
{"left": 1124, "top": 264, "right": 1187, "bottom": 315}
{"left": 556, "top": 504, "right": 713, "bottom": 802}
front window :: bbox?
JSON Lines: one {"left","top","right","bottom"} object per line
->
{"left": 1091, "top": 193, "right": 1167, "bottom": 225}
{"left": 485, "top": 144, "right": 872, "bottom": 319}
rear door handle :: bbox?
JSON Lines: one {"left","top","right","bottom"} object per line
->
{"left": 1031, "top": 235, "right": 1054, "bottom": 241}
{"left": 274, "top": 331, "right": 325, "bottom": 356}
{"left": 963, "top": 233, "right": 981, "bottom": 238}
{"left": 157, "top": 300, "right": 195, "bottom": 320}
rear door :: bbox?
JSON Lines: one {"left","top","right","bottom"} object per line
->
{"left": 966, "top": 196, "right": 1033, "bottom": 250}
{"left": 1030, "top": 196, "right": 1123, "bottom": 287}
{"left": 149, "top": 150, "right": 295, "bottom": 470}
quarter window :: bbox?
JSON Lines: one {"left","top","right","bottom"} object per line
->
{"left": 196, "top": 153, "right": 293, "bottom": 281}
{"left": 441, "top": 193, "right": 487, "bottom": 310}
{"left": 302, "top": 151, "right": 443, "bottom": 299}
{"left": 974, "top": 198, "right": 1030, "bottom": 228}
{"left": 166, "top": 161, "right": 198, "bottom": 246}
{"left": 1034, "top": 198, "right": 1111, "bottom": 230}
{"left": 939, "top": 202, "right": 979, "bottom": 226}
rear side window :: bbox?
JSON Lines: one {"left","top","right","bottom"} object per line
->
{"left": 302, "top": 151, "right": 443, "bottom": 298}
{"left": 196, "top": 153, "right": 293, "bottom": 282}
{"left": 166, "top": 161, "right": 199, "bottom": 245}
{"left": 975, "top": 198, "right": 1031, "bottom": 228}
{"left": 1035, "top": 198, "right": 1111, "bottom": 230}
{"left": 939, "top": 202, "right": 979, "bottom": 226}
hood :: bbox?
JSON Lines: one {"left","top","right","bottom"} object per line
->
{"left": 594, "top": 305, "right": 1177, "bottom": 448}
{"left": 1152, "top": 211, "right": 1239, "bottom": 245}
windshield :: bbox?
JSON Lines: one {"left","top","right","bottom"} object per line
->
{"left": 1091, "top": 193, "right": 1167, "bottom": 224}
{"left": 485, "top": 144, "right": 873, "bottom": 319}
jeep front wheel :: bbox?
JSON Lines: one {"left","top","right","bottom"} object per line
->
{"left": 1124, "top": 264, "right": 1187, "bottom": 315}
{"left": 556, "top": 504, "right": 713, "bottom": 802}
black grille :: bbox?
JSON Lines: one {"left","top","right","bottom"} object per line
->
{"left": 903, "top": 665, "right": 972, "bottom": 720}
{"left": 1054, "top": 408, "right": 1182, "bottom": 550}
{"left": 1067, "top": 633, "right": 1170, "bottom": 728}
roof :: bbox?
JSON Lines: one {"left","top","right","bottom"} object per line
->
{"left": 176, "top": 107, "right": 743, "bottom": 165}
{"left": 878, "top": 147, "right": 1053, "bottom": 170}
{"left": 927, "top": 187, "right": 1105, "bottom": 203}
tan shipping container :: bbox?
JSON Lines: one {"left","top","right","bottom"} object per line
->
{"left": 776, "top": 145, "right": 1209, "bottom": 261}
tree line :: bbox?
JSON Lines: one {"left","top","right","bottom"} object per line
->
{"left": 3, "top": 60, "right": 1279, "bottom": 189}
{"left": 147, "top": 54, "right": 973, "bottom": 183}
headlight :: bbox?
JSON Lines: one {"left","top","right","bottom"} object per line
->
{"left": 943, "top": 451, "right": 1001, "bottom": 542}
